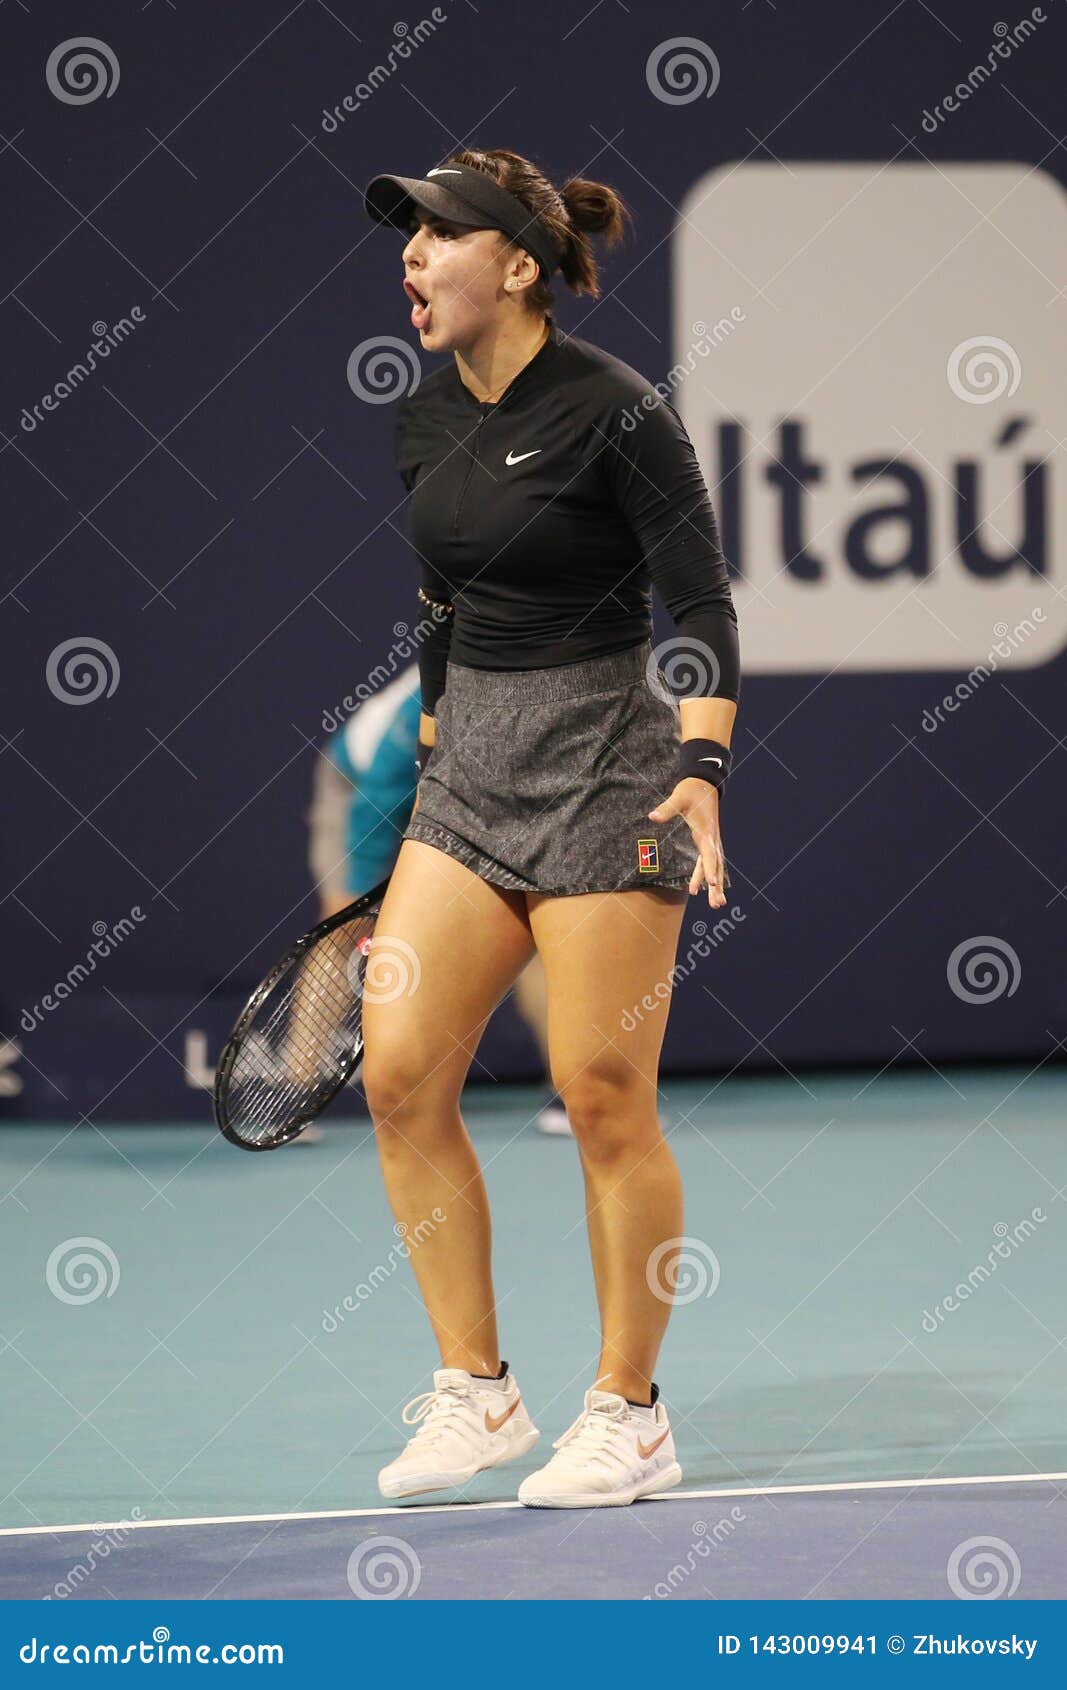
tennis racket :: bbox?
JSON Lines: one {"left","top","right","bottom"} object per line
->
{"left": 213, "top": 877, "right": 390, "bottom": 1151}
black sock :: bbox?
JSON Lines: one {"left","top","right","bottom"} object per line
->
{"left": 472, "top": 1359, "right": 508, "bottom": 1381}
{"left": 625, "top": 1382, "right": 660, "bottom": 1410}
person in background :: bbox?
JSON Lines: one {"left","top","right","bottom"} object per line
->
{"left": 307, "top": 661, "right": 569, "bottom": 1135}
{"left": 309, "top": 664, "right": 423, "bottom": 917}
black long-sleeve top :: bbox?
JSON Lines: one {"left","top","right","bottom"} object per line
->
{"left": 393, "top": 318, "right": 740, "bottom": 717}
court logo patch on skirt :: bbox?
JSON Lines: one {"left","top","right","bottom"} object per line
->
{"left": 637, "top": 838, "right": 661, "bottom": 874}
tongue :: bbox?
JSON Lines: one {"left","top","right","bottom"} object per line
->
{"left": 587, "top": 1390, "right": 626, "bottom": 1414}
{"left": 433, "top": 1368, "right": 471, "bottom": 1393}
{"left": 411, "top": 298, "right": 431, "bottom": 331}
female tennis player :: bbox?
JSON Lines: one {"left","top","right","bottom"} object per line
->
{"left": 361, "top": 148, "right": 740, "bottom": 1508}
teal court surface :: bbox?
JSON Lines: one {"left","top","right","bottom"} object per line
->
{"left": 1, "top": 1066, "right": 1064, "bottom": 1599}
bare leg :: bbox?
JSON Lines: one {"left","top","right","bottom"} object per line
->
{"left": 361, "top": 840, "right": 535, "bottom": 1376}
{"left": 527, "top": 886, "right": 688, "bottom": 1403}
{"left": 512, "top": 952, "right": 550, "bottom": 1070}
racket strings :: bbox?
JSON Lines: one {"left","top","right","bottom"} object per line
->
{"left": 222, "top": 914, "right": 375, "bottom": 1146}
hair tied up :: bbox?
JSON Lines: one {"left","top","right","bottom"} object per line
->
{"left": 444, "top": 147, "right": 632, "bottom": 302}
{"left": 560, "top": 177, "right": 627, "bottom": 241}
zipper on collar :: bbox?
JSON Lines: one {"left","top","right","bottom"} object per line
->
{"left": 449, "top": 322, "right": 558, "bottom": 534}
{"left": 451, "top": 406, "right": 491, "bottom": 537}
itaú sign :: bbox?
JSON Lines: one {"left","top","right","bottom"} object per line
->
{"left": 672, "top": 161, "right": 1064, "bottom": 674}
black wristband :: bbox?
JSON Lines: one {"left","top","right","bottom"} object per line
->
{"left": 678, "top": 737, "right": 732, "bottom": 792}
{"left": 414, "top": 736, "right": 435, "bottom": 779}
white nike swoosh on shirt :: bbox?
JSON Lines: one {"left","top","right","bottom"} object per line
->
{"left": 427, "top": 168, "right": 463, "bottom": 176}
{"left": 505, "top": 449, "right": 542, "bottom": 465}
{"left": 699, "top": 756, "right": 723, "bottom": 767}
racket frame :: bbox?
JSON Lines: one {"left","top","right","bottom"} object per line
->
{"left": 213, "top": 877, "right": 390, "bottom": 1152}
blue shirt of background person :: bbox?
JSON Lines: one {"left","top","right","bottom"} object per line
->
{"left": 307, "top": 664, "right": 421, "bottom": 913}
{"left": 305, "top": 658, "right": 570, "bottom": 1136}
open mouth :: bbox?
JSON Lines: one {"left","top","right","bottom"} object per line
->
{"left": 403, "top": 278, "right": 432, "bottom": 330}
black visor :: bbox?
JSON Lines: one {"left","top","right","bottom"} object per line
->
{"left": 364, "top": 162, "right": 562, "bottom": 282}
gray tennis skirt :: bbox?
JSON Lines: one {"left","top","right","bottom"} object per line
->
{"left": 403, "top": 638, "right": 729, "bottom": 899}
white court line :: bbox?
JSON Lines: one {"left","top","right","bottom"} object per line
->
{"left": 1, "top": 1469, "right": 1064, "bottom": 1540}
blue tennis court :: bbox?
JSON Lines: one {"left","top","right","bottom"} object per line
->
{"left": 2, "top": 1067, "right": 1063, "bottom": 1601}
{"left": 2, "top": 1478, "right": 1064, "bottom": 1601}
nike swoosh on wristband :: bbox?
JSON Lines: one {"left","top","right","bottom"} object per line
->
{"left": 485, "top": 1397, "right": 522, "bottom": 1434}
{"left": 505, "top": 449, "right": 542, "bottom": 465}
{"left": 699, "top": 756, "right": 723, "bottom": 767}
{"left": 637, "top": 1428, "right": 671, "bottom": 1460}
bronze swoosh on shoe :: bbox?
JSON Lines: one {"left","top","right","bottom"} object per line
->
{"left": 637, "top": 1428, "right": 671, "bottom": 1460}
{"left": 485, "top": 1396, "right": 522, "bottom": 1435}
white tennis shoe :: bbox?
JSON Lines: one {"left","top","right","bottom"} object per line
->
{"left": 536, "top": 1096, "right": 573, "bottom": 1136}
{"left": 517, "top": 1386, "right": 682, "bottom": 1508}
{"left": 378, "top": 1365, "right": 539, "bottom": 1501}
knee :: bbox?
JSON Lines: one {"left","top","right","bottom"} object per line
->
{"left": 556, "top": 1063, "right": 656, "bottom": 1162}
{"left": 361, "top": 1036, "right": 465, "bottom": 1165}
{"left": 362, "top": 1044, "right": 434, "bottom": 1131}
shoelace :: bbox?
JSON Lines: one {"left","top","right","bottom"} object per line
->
{"left": 399, "top": 1384, "right": 475, "bottom": 1452}
{"left": 552, "top": 1400, "right": 633, "bottom": 1471}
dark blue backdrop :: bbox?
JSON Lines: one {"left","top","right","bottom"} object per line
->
{"left": 2, "top": 0, "right": 1062, "bottom": 1118}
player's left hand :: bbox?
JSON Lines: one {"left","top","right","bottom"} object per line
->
{"left": 648, "top": 779, "right": 728, "bottom": 908}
